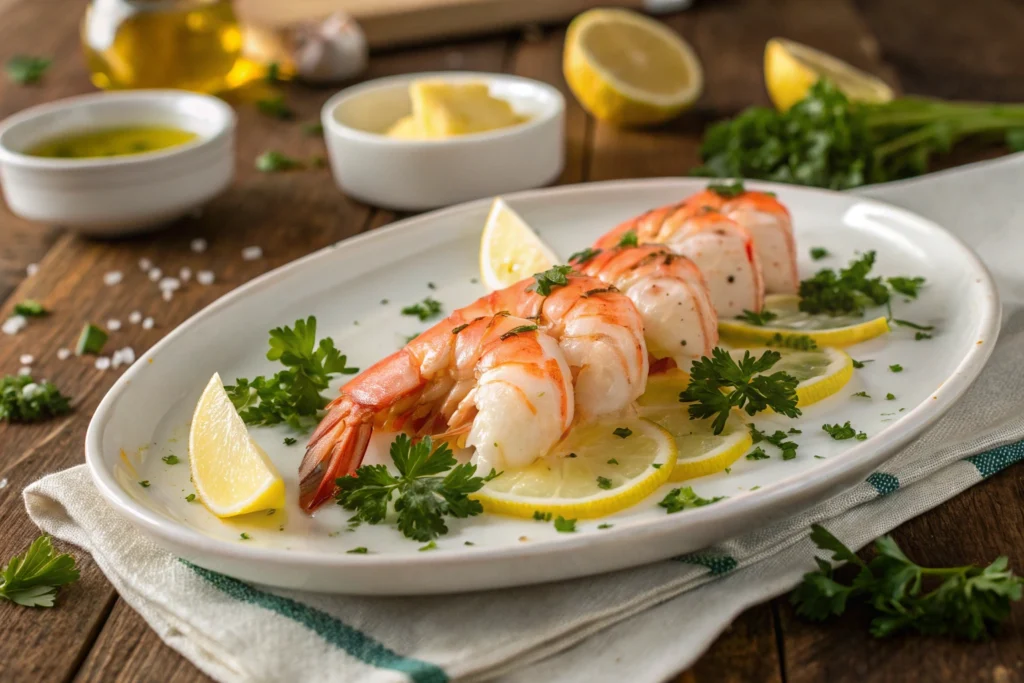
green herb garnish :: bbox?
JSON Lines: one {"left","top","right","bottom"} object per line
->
{"left": 915, "top": 332, "right": 933, "bottom": 341}
{"left": 162, "top": 454, "right": 180, "bottom": 465}
{"left": 707, "top": 180, "right": 745, "bottom": 198}
{"left": 554, "top": 516, "right": 577, "bottom": 533}
{"left": 224, "top": 316, "right": 358, "bottom": 430}
{"left": 612, "top": 427, "right": 632, "bottom": 439}
{"left": 810, "top": 247, "right": 830, "bottom": 261}
{"left": 284, "top": 437, "right": 298, "bottom": 446}
{"left": 886, "top": 393, "right": 896, "bottom": 400}
{"left": 765, "top": 333, "right": 817, "bottom": 350}
{"left": 746, "top": 447, "right": 770, "bottom": 461}
{"left": 500, "top": 324, "right": 538, "bottom": 340}
{"left": 527, "top": 265, "right": 573, "bottom": 296}
{"left": 852, "top": 391, "right": 871, "bottom": 399}
{"left": 658, "top": 486, "right": 724, "bottom": 513}
{"left": 347, "top": 547, "right": 368, "bottom": 554}
{"left": 890, "top": 364, "right": 903, "bottom": 373}
{"left": 256, "top": 150, "right": 303, "bottom": 172}
{"left": 680, "top": 348, "right": 800, "bottom": 434}
{"left": 335, "top": 435, "right": 498, "bottom": 542}
{"left": 401, "top": 297, "right": 443, "bottom": 322}
{"left": 791, "top": 524, "right": 1024, "bottom": 639}
{"left": 822, "top": 421, "right": 867, "bottom": 441}
{"left": 568, "top": 247, "right": 601, "bottom": 265}
{"left": 0, "top": 375, "right": 70, "bottom": 423}
{"left": 302, "top": 122, "right": 324, "bottom": 136}
{"left": 13, "top": 300, "right": 47, "bottom": 317}
{"left": 5, "top": 55, "right": 51, "bottom": 85}
{"left": 598, "top": 523, "right": 613, "bottom": 529}
{"left": 737, "top": 309, "right": 778, "bottom": 326}
{"left": 0, "top": 536, "right": 79, "bottom": 607}
{"left": 596, "top": 476, "right": 613, "bottom": 490}
{"left": 139, "top": 480, "right": 150, "bottom": 488}
{"left": 240, "top": 533, "right": 251, "bottom": 540}
{"left": 185, "top": 493, "right": 196, "bottom": 502}
{"left": 798, "top": 251, "right": 889, "bottom": 316}
{"left": 533, "top": 510, "right": 552, "bottom": 522}
{"left": 256, "top": 95, "right": 294, "bottom": 120}
{"left": 617, "top": 231, "right": 639, "bottom": 248}
{"left": 892, "top": 319, "right": 934, "bottom": 332}
{"left": 887, "top": 276, "right": 925, "bottom": 298}
{"left": 749, "top": 424, "right": 799, "bottom": 459}
{"left": 76, "top": 323, "right": 108, "bottom": 355}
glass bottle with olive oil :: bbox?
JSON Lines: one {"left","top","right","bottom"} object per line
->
{"left": 82, "top": 0, "right": 246, "bottom": 93}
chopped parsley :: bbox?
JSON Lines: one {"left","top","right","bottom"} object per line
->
{"left": 568, "top": 247, "right": 601, "bottom": 265}
{"left": 335, "top": 434, "right": 499, "bottom": 542}
{"left": 749, "top": 424, "right": 799, "bottom": 460}
{"left": 302, "top": 122, "right": 324, "bottom": 136}
{"left": 887, "top": 276, "right": 926, "bottom": 298}
{"left": 810, "top": 247, "right": 830, "bottom": 261}
{"left": 347, "top": 547, "right": 369, "bottom": 554}
{"left": 256, "top": 95, "right": 295, "bottom": 120}
{"left": 13, "top": 300, "right": 47, "bottom": 317}
{"left": 822, "top": 421, "right": 867, "bottom": 441}
{"left": 76, "top": 323, "right": 108, "bottom": 355}
{"left": 737, "top": 309, "right": 778, "bottom": 326}
{"left": 527, "top": 265, "right": 573, "bottom": 296}
{"left": 500, "top": 324, "right": 538, "bottom": 340}
{"left": 225, "top": 317, "right": 358, "bottom": 430}
{"left": 596, "top": 476, "right": 613, "bottom": 490}
{"left": 680, "top": 348, "right": 800, "bottom": 434}
{"left": 161, "top": 454, "right": 180, "bottom": 465}
{"left": 612, "top": 427, "right": 633, "bottom": 438}
{"left": 852, "top": 391, "right": 871, "bottom": 399}
{"left": 554, "top": 516, "right": 577, "bottom": 532}
{"left": 706, "top": 180, "right": 745, "bottom": 198}
{"left": 0, "top": 375, "right": 71, "bottom": 423}
{"left": 798, "top": 251, "right": 890, "bottom": 316}
{"left": 138, "top": 481, "right": 150, "bottom": 488}
{"left": 284, "top": 437, "right": 298, "bottom": 446}
{"left": 533, "top": 510, "right": 553, "bottom": 522}
{"left": 401, "top": 297, "right": 443, "bottom": 321}
{"left": 852, "top": 359, "right": 870, "bottom": 369}
{"left": 915, "top": 332, "right": 933, "bottom": 341}
{"left": 418, "top": 541, "right": 437, "bottom": 551}
{"left": 0, "top": 536, "right": 78, "bottom": 607}
{"left": 889, "top": 364, "right": 904, "bottom": 373}
{"left": 598, "top": 523, "right": 614, "bottom": 529}
{"left": 659, "top": 487, "right": 725, "bottom": 513}
{"left": 617, "top": 231, "right": 639, "bottom": 248}
{"left": 5, "top": 55, "right": 51, "bottom": 85}
{"left": 607, "top": 458, "right": 619, "bottom": 465}
{"left": 765, "top": 332, "right": 817, "bottom": 350}
{"left": 255, "top": 150, "right": 303, "bottom": 172}
{"left": 892, "top": 319, "right": 934, "bottom": 332}
{"left": 185, "top": 493, "right": 196, "bottom": 502}
{"left": 746, "top": 447, "right": 770, "bottom": 461}
{"left": 886, "top": 393, "right": 896, "bottom": 401}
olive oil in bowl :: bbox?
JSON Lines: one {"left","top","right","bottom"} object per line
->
{"left": 27, "top": 126, "right": 198, "bottom": 159}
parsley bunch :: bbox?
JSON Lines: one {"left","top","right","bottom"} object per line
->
{"left": 792, "top": 525, "right": 1024, "bottom": 640}
{"left": 1, "top": 375, "right": 71, "bottom": 423}
{"left": 1, "top": 536, "right": 79, "bottom": 607}
{"left": 680, "top": 347, "right": 800, "bottom": 434}
{"left": 225, "top": 317, "right": 357, "bottom": 430}
{"left": 694, "top": 79, "right": 1024, "bottom": 189}
{"left": 799, "top": 251, "right": 890, "bottom": 316}
{"left": 336, "top": 434, "right": 499, "bottom": 542}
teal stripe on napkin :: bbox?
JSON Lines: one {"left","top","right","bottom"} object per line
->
{"left": 186, "top": 562, "right": 448, "bottom": 683}
{"left": 965, "top": 440, "right": 1024, "bottom": 478}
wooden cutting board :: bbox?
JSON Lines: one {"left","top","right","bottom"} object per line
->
{"left": 237, "top": 0, "right": 652, "bottom": 49}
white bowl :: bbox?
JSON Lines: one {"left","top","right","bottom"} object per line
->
{"left": 321, "top": 72, "right": 565, "bottom": 211}
{"left": 0, "top": 90, "right": 235, "bottom": 237}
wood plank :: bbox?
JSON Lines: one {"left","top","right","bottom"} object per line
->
{"left": 678, "top": 605, "right": 784, "bottom": 683}
{"left": 0, "top": 31, "right": 509, "bottom": 683}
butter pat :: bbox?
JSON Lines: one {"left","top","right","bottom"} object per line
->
{"left": 386, "top": 81, "right": 528, "bottom": 140}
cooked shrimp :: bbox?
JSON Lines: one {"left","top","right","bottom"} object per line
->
{"left": 595, "top": 204, "right": 764, "bottom": 317}
{"left": 299, "top": 270, "right": 648, "bottom": 511}
{"left": 571, "top": 245, "right": 718, "bottom": 365}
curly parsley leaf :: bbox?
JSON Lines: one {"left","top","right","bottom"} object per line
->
{"left": 224, "top": 316, "right": 358, "bottom": 430}
{"left": 679, "top": 348, "right": 800, "bottom": 434}
{"left": 5, "top": 55, "right": 51, "bottom": 85}
{"left": 792, "top": 524, "right": 1024, "bottom": 639}
{"left": 0, "top": 375, "right": 71, "bottom": 423}
{"left": 617, "top": 231, "right": 639, "bottom": 248}
{"left": 0, "top": 536, "right": 79, "bottom": 607}
{"left": 554, "top": 516, "right": 577, "bottom": 532}
{"left": 887, "top": 276, "right": 925, "bottom": 298}
{"left": 335, "top": 435, "right": 499, "bottom": 542}
{"left": 737, "top": 309, "right": 778, "bottom": 326}
{"left": 658, "top": 486, "right": 724, "bottom": 513}
{"left": 400, "top": 297, "right": 443, "bottom": 322}
{"left": 799, "top": 251, "right": 890, "bottom": 316}
{"left": 527, "top": 265, "right": 574, "bottom": 296}
{"left": 822, "top": 421, "right": 867, "bottom": 441}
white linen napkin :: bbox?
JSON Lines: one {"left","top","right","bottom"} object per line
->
{"left": 25, "top": 153, "right": 1024, "bottom": 683}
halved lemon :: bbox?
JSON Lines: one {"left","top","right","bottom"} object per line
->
{"left": 479, "top": 197, "right": 559, "bottom": 291}
{"left": 189, "top": 373, "right": 285, "bottom": 517}
{"left": 765, "top": 38, "right": 895, "bottom": 112}
{"left": 637, "top": 370, "right": 751, "bottom": 481}
{"left": 564, "top": 9, "right": 703, "bottom": 126}
{"left": 728, "top": 346, "right": 853, "bottom": 408}
{"left": 473, "top": 417, "right": 675, "bottom": 519}
{"left": 719, "top": 294, "right": 890, "bottom": 347}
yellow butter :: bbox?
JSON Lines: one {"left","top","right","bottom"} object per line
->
{"left": 385, "top": 80, "right": 527, "bottom": 140}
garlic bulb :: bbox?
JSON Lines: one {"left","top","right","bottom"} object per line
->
{"left": 241, "top": 10, "right": 368, "bottom": 84}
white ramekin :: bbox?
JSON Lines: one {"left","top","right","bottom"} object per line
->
{"left": 0, "top": 90, "right": 236, "bottom": 237}
{"left": 321, "top": 72, "right": 565, "bottom": 211}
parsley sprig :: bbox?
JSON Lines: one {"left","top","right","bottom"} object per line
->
{"left": 0, "top": 536, "right": 79, "bottom": 607}
{"left": 1, "top": 375, "right": 71, "bottom": 423}
{"left": 791, "top": 524, "right": 1024, "bottom": 639}
{"left": 680, "top": 348, "right": 800, "bottom": 434}
{"left": 225, "top": 317, "right": 357, "bottom": 430}
{"left": 335, "top": 434, "right": 499, "bottom": 542}
{"left": 527, "top": 265, "right": 574, "bottom": 296}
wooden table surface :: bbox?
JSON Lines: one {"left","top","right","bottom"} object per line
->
{"left": 3, "top": 0, "right": 1024, "bottom": 681}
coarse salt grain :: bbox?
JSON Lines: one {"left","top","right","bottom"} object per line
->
{"left": 57, "top": 348, "right": 71, "bottom": 360}
{"left": 179, "top": 267, "right": 192, "bottom": 282}
{"left": 242, "top": 246, "right": 263, "bottom": 261}
{"left": 112, "top": 346, "right": 137, "bottom": 368}
{"left": 190, "top": 238, "right": 208, "bottom": 253}
{"left": 3, "top": 315, "right": 27, "bottom": 335}
{"left": 158, "top": 277, "right": 181, "bottom": 292}
{"left": 18, "top": 366, "right": 31, "bottom": 376}
{"left": 95, "top": 356, "right": 111, "bottom": 370}
{"left": 0, "top": 478, "right": 7, "bottom": 489}
{"left": 148, "top": 267, "right": 163, "bottom": 282}
{"left": 129, "top": 311, "right": 143, "bottom": 324}
{"left": 104, "top": 271, "right": 123, "bottom": 286}
{"left": 197, "top": 270, "right": 215, "bottom": 286}
{"left": 19, "top": 354, "right": 34, "bottom": 365}
{"left": 26, "top": 263, "right": 38, "bottom": 276}
{"left": 142, "top": 317, "right": 154, "bottom": 329}
{"left": 162, "top": 290, "right": 173, "bottom": 302}
{"left": 138, "top": 257, "right": 153, "bottom": 271}
{"left": 107, "top": 319, "right": 122, "bottom": 331}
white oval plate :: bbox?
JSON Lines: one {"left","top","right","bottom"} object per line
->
{"left": 86, "top": 178, "right": 999, "bottom": 595}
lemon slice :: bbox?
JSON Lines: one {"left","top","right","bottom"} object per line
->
{"left": 719, "top": 294, "right": 890, "bottom": 347}
{"left": 765, "top": 38, "right": 895, "bottom": 112}
{"left": 473, "top": 417, "right": 675, "bottom": 519}
{"left": 637, "top": 371, "right": 751, "bottom": 481}
{"left": 479, "top": 197, "right": 559, "bottom": 291}
{"left": 729, "top": 346, "right": 853, "bottom": 408}
{"left": 189, "top": 373, "right": 285, "bottom": 517}
{"left": 564, "top": 8, "right": 703, "bottom": 126}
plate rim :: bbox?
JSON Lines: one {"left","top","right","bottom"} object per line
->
{"left": 84, "top": 177, "right": 1002, "bottom": 581}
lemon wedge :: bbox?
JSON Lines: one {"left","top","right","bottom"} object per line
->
{"left": 189, "top": 373, "right": 285, "bottom": 517}
{"left": 764, "top": 38, "right": 894, "bottom": 112}
{"left": 719, "top": 294, "right": 890, "bottom": 347}
{"left": 637, "top": 371, "right": 751, "bottom": 481}
{"left": 564, "top": 8, "right": 703, "bottom": 126}
{"left": 729, "top": 346, "right": 853, "bottom": 408}
{"left": 473, "top": 417, "right": 675, "bottom": 519}
{"left": 479, "top": 197, "right": 559, "bottom": 291}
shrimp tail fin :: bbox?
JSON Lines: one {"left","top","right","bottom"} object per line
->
{"left": 299, "top": 398, "right": 373, "bottom": 512}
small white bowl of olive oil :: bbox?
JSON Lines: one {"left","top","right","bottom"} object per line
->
{"left": 0, "top": 89, "right": 235, "bottom": 236}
